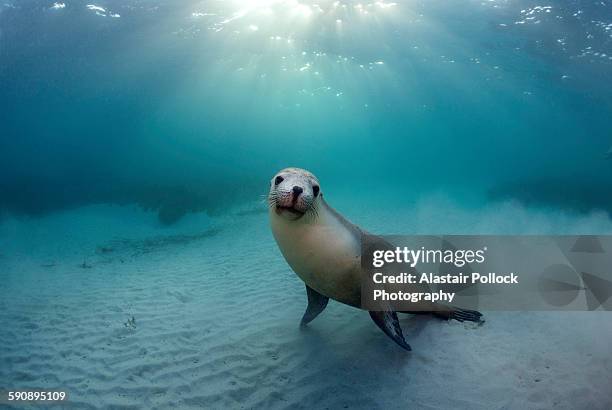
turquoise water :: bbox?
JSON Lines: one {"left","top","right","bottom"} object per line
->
{"left": 2, "top": 0, "right": 611, "bottom": 221}
{"left": 2, "top": 2, "right": 612, "bottom": 409}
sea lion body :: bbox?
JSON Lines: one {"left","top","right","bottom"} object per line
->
{"left": 268, "top": 167, "right": 483, "bottom": 351}
{"left": 270, "top": 197, "right": 362, "bottom": 307}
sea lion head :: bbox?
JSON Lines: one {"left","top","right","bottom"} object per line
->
{"left": 268, "top": 167, "right": 321, "bottom": 221}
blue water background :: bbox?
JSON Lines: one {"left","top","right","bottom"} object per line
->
{"left": 1, "top": 0, "right": 611, "bottom": 221}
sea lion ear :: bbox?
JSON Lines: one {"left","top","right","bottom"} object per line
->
{"left": 369, "top": 311, "right": 412, "bottom": 351}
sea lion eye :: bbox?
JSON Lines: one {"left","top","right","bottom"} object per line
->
{"left": 274, "top": 176, "right": 284, "bottom": 185}
{"left": 312, "top": 185, "right": 320, "bottom": 197}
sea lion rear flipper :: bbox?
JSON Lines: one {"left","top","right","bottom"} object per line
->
{"left": 432, "top": 307, "right": 484, "bottom": 323}
{"left": 300, "top": 285, "right": 329, "bottom": 327}
{"left": 369, "top": 311, "right": 412, "bottom": 351}
{"left": 401, "top": 307, "right": 484, "bottom": 323}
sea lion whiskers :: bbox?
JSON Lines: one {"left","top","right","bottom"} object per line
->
{"left": 261, "top": 193, "right": 274, "bottom": 204}
{"left": 265, "top": 192, "right": 278, "bottom": 208}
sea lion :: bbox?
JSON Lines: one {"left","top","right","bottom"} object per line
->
{"left": 268, "top": 167, "right": 483, "bottom": 351}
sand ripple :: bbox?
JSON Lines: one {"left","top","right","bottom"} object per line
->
{"left": 1, "top": 211, "right": 612, "bottom": 409}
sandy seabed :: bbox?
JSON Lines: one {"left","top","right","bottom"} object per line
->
{"left": 1, "top": 199, "right": 611, "bottom": 409}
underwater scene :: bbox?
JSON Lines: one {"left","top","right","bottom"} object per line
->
{"left": 1, "top": 0, "right": 612, "bottom": 409}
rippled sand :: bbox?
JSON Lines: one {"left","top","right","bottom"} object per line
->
{"left": 1, "top": 204, "right": 611, "bottom": 409}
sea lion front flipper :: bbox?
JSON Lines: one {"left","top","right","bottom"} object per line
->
{"left": 300, "top": 285, "right": 329, "bottom": 327}
{"left": 369, "top": 311, "right": 412, "bottom": 351}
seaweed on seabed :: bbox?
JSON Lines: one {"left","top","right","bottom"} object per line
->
{"left": 132, "top": 178, "right": 262, "bottom": 225}
{"left": 102, "top": 228, "right": 221, "bottom": 256}
{"left": 124, "top": 316, "right": 136, "bottom": 330}
{"left": 133, "top": 184, "right": 206, "bottom": 226}
{"left": 96, "top": 246, "right": 114, "bottom": 254}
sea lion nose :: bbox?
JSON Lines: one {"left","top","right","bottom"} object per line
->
{"left": 292, "top": 186, "right": 303, "bottom": 196}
